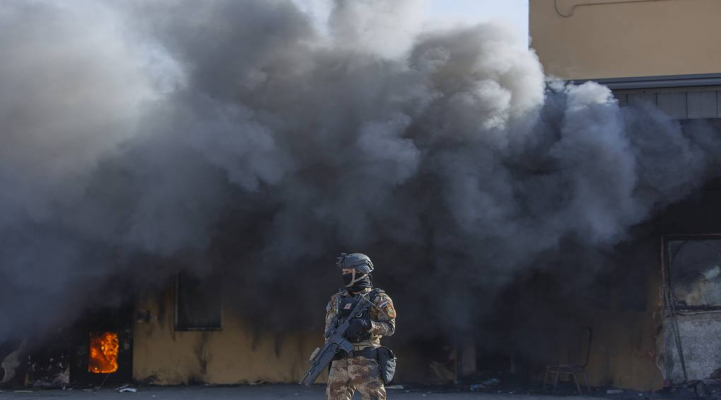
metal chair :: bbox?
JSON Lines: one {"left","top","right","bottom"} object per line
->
{"left": 543, "top": 327, "right": 593, "bottom": 395}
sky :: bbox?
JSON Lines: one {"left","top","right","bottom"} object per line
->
{"left": 426, "top": 0, "right": 529, "bottom": 45}
{"left": 294, "top": 0, "right": 530, "bottom": 48}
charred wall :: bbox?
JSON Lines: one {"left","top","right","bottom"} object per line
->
{"left": 472, "top": 229, "right": 664, "bottom": 391}
{"left": 0, "top": 303, "right": 134, "bottom": 389}
{"left": 658, "top": 186, "right": 721, "bottom": 384}
{"left": 132, "top": 282, "right": 321, "bottom": 385}
{"left": 473, "top": 182, "right": 721, "bottom": 392}
{"left": 132, "top": 277, "right": 464, "bottom": 385}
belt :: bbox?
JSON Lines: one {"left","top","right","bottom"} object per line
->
{"left": 335, "top": 347, "right": 378, "bottom": 360}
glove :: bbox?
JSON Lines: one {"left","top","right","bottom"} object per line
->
{"left": 345, "top": 317, "right": 372, "bottom": 341}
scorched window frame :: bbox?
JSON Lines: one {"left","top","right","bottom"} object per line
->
{"left": 662, "top": 233, "right": 721, "bottom": 312}
{"left": 174, "top": 272, "right": 224, "bottom": 331}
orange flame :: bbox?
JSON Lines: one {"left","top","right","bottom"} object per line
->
{"left": 88, "top": 332, "right": 119, "bottom": 374}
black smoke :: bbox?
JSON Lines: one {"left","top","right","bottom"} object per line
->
{"left": 0, "top": 0, "right": 719, "bottom": 341}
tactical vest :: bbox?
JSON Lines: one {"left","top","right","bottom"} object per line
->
{"left": 336, "top": 288, "right": 383, "bottom": 343}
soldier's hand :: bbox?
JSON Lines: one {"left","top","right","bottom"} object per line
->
{"left": 346, "top": 318, "right": 371, "bottom": 339}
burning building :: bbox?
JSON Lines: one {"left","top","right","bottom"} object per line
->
{"left": 530, "top": 0, "right": 721, "bottom": 392}
{"left": 1, "top": 0, "right": 721, "bottom": 393}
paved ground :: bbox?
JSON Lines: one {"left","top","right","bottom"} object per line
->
{"left": 0, "top": 385, "right": 607, "bottom": 400}
{"left": 0, "top": 383, "right": 705, "bottom": 400}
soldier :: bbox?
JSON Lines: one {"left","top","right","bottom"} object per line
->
{"left": 325, "top": 253, "right": 397, "bottom": 400}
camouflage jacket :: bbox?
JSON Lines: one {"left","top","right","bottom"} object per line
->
{"left": 324, "top": 287, "right": 396, "bottom": 350}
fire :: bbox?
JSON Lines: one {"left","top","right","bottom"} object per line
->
{"left": 88, "top": 332, "right": 119, "bottom": 374}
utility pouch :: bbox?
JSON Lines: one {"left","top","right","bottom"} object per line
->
{"left": 377, "top": 346, "right": 397, "bottom": 384}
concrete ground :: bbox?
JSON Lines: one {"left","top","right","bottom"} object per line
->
{"left": 0, "top": 385, "right": 607, "bottom": 400}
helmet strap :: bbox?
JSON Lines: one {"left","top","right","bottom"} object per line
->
{"left": 344, "top": 270, "right": 372, "bottom": 292}
{"left": 345, "top": 269, "right": 361, "bottom": 287}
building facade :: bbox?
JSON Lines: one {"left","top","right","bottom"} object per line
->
{"left": 531, "top": 0, "right": 721, "bottom": 119}
{"left": 531, "top": 0, "right": 721, "bottom": 80}
{"left": 531, "top": 0, "right": 721, "bottom": 391}
{"left": 5, "top": 1, "right": 721, "bottom": 393}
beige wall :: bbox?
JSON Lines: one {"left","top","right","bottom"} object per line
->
{"left": 531, "top": 237, "right": 664, "bottom": 391}
{"left": 131, "top": 270, "right": 664, "bottom": 390}
{"left": 588, "top": 238, "right": 664, "bottom": 391}
{"left": 132, "top": 281, "right": 437, "bottom": 385}
{"left": 530, "top": 0, "right": 721, "bottom": 80}
{"left": 132, "top": 285, "right": 323, "bottom": 385}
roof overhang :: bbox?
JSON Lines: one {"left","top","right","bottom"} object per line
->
{"left": 569, "top": 73, "right": 721, "bottom": 90}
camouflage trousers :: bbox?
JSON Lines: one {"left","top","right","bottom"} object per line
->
{"left": 327, "top": 356, "right": 386, "bottom": 400}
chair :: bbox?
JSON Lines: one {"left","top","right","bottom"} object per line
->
{"left": 543, "top": 327, "right": 593, "bottom": 395}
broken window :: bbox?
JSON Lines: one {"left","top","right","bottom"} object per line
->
{"left": 666, "top": 238, "right": 721, "bottom": 309}
{"left": 175, "top": 272, "right": 222, "bottom": 330}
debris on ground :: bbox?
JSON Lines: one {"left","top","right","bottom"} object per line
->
{"left": 117, "top": 384, "right": 138, "bottom": 393}
{"left": 469, "top": 378, "right": 501, "bottom": 391}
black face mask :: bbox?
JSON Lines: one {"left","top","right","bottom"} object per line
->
{"left": 343, "top": 271, "right": 372, "bottom": 293}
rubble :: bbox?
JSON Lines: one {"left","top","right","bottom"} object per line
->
{"left": 470, "top": 378, "right": 501, "bottom": 391}
{"left": 117, "top": 384, "right": 137, "bottom": 393}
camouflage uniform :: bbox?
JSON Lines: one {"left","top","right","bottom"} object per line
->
{"left": 325, "top": 287, "right": 397, "bottom": 400}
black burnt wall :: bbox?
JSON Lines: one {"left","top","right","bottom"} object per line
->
{"left": 69, "top": 303, "right": 134, "bottom": 386}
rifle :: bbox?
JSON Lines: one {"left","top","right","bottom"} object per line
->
{"left": 298, "top": 293, "right": 371, "bottom": 386}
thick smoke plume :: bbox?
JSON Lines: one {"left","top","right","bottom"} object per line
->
{"left": 0, "top": 0, "right": 719, "bottom": 341}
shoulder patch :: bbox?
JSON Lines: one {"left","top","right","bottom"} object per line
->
{"left": 373, "top": 292, "right": 396, "bottom": 319}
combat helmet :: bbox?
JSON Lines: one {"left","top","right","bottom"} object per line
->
{"left": 336, "top": 253, "right": 374, "bottom": 273}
